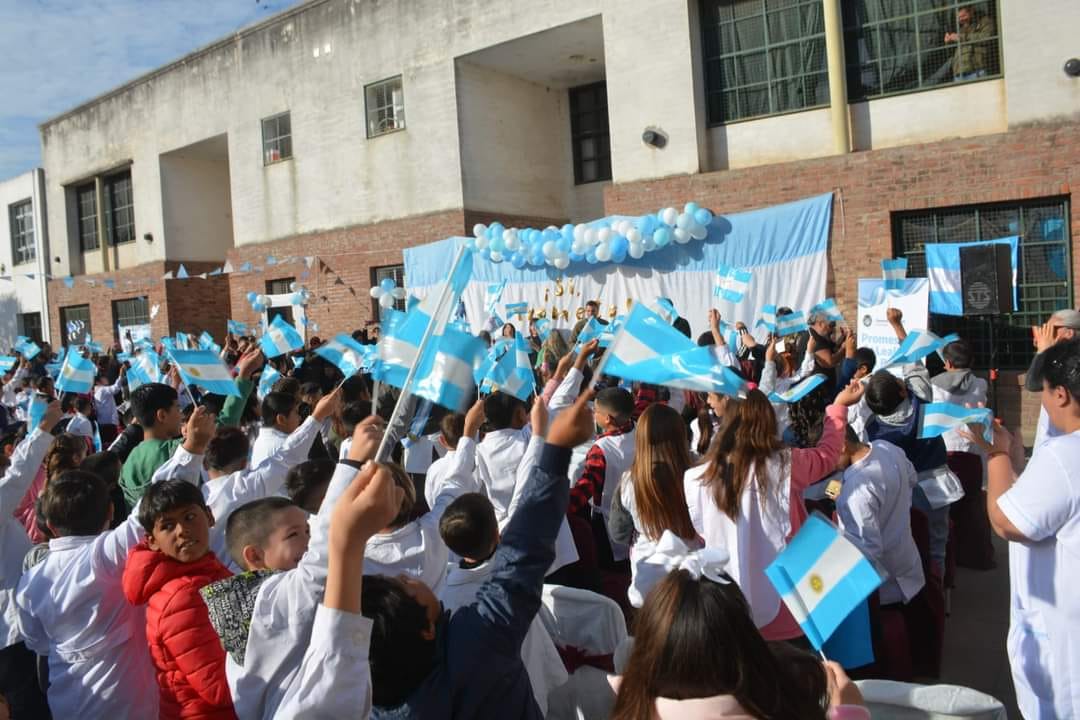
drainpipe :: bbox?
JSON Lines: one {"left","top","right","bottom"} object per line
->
{"left": 822, "top": 0, "right": 851, "bottom": 154}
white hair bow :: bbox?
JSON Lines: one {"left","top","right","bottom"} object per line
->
{"left": 628, "top": 530, "right": 731, "bottom": 607}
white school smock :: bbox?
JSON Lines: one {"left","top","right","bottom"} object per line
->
{"left": 425, "top": 437, "right": 477, "bottom": 511}
{"left": 65, "top": 412, "right": 93, "bottom": 440}
{"left": 997, "top": 430, "right": 1080, "bottom": 720}
{"left": 250, "top": 425, "right": 290, "bottom": 468}
{"left": 836, "top": 441, "right": 925, "bottom": 605}
{"left": 15, "top": 496, "right": 159, "bottom": 718}
{"left": 93, "top": 375, "right": 124, "bottom": 426}
{"left": 475, "top": 426, "right": 532, "bottom": 521}
{"left": 228, "top": 461, "right": 360, "bottom": 720}
{"left": 0, "top": 428, "right": 52, "bottom": 649}
{"left": 439, "top": 560, "right": 568, "bottom": 715}
{"left": 152, "top": 415, "right": 323, "bottom": 571}
{"left": 364, "top": 437, "right": 478, "bottom": 589}
{"left": 505, "top": 435, "right": 579, "bottom": 576}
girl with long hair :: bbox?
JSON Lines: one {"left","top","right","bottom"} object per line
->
{"left": 691, "top": 392, "right": 738, "bottom": 458}
{"left": 683, "top": 383, "right": 862, "bottom": 642}
{"left": 610, "top": 562, "right": 868, "bottom": 720}
{"left": 617, "top": 404, "right": 699, "bottom": 605}
{"left": 15, "top": 433, "right": 88, "bottom": 544}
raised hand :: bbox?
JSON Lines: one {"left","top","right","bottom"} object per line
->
{"left": 834, "top": 379, "right": 865, "bottom": 407}
{"left": 547, "top": 388, "right": 596, "bottom": 449}
{"left": 311, "top": 385, "right": 342, "bottom": 422}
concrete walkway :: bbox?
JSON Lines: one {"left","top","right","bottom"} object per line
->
{"left": 938, "top": 534, "right": 1019, "bottom": 717}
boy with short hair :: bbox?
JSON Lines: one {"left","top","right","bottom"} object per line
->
{"left": 65, "top": 395, "right": 95, "bottom": 447}
{"left": 423, "top": 412, "right": 472, "bottom": 510}
{"left": 285, "top": 458, "right": 335, "bottom": 514}
{"left": 15, "top": 406, "right": 212, "bottom": 719}
{"left": 438, "top": 493, "right": 568, "bottom": 715}
{"left": 475, "top": 392, "right": 531, "bottom": 521}
{"left": 121, "top": 480, "right": 234, "bottom": 719}
{"left": 251, "top": 391, "right": 302, "bottom": 467}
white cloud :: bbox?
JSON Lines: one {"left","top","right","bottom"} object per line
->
{"left": 0, "top": 0, "right": 304, "bottom": 178}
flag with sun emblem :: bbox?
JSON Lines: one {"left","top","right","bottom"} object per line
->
{"left": 169, "top": 349, "right": 241, "bottom": 397}
{"left": 764, "top": 513, "right": 881, "bottom": 666}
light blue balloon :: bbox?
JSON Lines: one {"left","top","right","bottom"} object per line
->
{"left": 530, "top": 250, "right": 545, "bottom": 266}
{"left": 684, "top": 202, "right": 700, "bottom": 215}
{"left": 480, "top": 248, "right": 492, "bottom": 261}
{"left": 246, "top": 291, "right": 258, "bottom": 303}
{"left": 511, "top": 253, "right": 526, "bottom": 269}
{"left": 654, "top": 228, "right": 672, "bottom": 247}
{"left": 586, "top": 249, "right": 598, "bottom": 264}
{"left": 556, "top": 237, "right": 571, "bottom": 254}
{"left": 561, "top": 224, "right": 575, "bottom": 241}
{"left": 252, "top": 302, "right": 265, "bottom": 313}
{"left": 380, "top": 278, "right": 395, "bottom": 293}
{"left": 612, "top": 247, "right": 627, "bottom": 264}
{"left": 640, "top": 215, "right": 657, "bottom": 236}
{"left": 611, "top": 235, "right": 629, "bottom": 256}
{"left": 694, "top": 208, "right": 713, "bottom": 226}
{"left": 487, "top": 222, "right": 504, "bottom": 239}
{"left": 542, "top": 228, "right": 559, "bottom": 244}
{"left": 569, "top": 251, "right": 585, "bottom": 262}
{"left": 490, "top": 235, "right": 505, "bottom": 253}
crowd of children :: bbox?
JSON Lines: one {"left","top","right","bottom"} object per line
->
{"left": 0, "top": 302, "right": 1075, "bottom": 719}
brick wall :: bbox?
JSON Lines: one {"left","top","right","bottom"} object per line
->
{"left": 604, "top": 119, "right": 1080, "bottom": 441}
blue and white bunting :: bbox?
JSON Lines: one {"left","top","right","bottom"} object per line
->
{"left": 260, "top": 316, "right": 305, "bottom": 359}
{"left": 881, "top": 258, "right": 908, "bottom": 291}
{"left": 769, "top": 374, "right": 827, "bottom": 404}
{"left": 809, "top": 298, "right": 845, "bottom": 324}
{"left": 918, "top": 402, "right": 993, "bottom": 443}
{"left": 314, "top": 333, "right": 375, "bottom": 379}
{"left": 713, "top": 264, "right": 753, "bottom": 303}
{"left": 56, "top": 352, "right": 96, "bottom": 394}
{"left": 776, "top": 310, "right": 809, "bottom": 337}
{"left": 169, "top": 349, "right": 241, "bottom": 397}
{"left": 765, "top": 513, "right": 882, "bottom": 659}
{"left": 755, "top": 304, "right": 778, "bottom": 334}
{"left": 882, "top": 329, "right": 959, "bottom": 369}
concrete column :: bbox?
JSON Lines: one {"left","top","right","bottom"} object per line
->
{"left": 95, "top": 176, "right": 110, "bottom": 273}
{"left": 822, "top": 0, "right": 851, "bottom": 154}
{"left": 31, "top": 169, "right": 51, "bottom": 343}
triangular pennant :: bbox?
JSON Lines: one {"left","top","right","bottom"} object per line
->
{"left": 176, "top": 264, "right": 189, "bottom": 279}
{"left": 162, "top": 271, "right": 174, "bottom": 280}
{"left": 222, "top": 260, "right": 235, "bottom": 273}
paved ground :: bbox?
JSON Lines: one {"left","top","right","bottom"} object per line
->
{"left": 938, "top": 533, "right": 1019, "bottom": 717}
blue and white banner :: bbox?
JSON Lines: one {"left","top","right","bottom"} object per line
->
{"left": 504, "top": 301, "right": 528, "bottom": 317}
{"left": 925, "top": 237, "right": 1018, "bottom": 316}
{"left": 404, "top": 194, "right": 833, "bottom": 341}
{"left": 769, "top": 374, "right": 827, "bottom": 404}
{"left": 918, "top": 402, "right": 993, "bottom": 443}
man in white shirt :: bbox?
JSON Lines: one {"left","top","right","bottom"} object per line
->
{"left": 93, "top": 365, "right": 126, "bottom": 446}
{"left": 971, "top": 338, "right": 1080, "bottom": 719}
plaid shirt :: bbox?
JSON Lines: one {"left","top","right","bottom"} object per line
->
{"left": 567, "top": 421, "right": 634, "bottom": 516}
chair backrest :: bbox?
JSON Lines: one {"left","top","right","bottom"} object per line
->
{"left": 540, "top": 584, "right": 628, "bottom": 655}
{"left": 855, "top": 680, "right": 1007, "bottom": 720}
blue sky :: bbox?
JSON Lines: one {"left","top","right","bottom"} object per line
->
{"left": 0, "top": 0, "right": 305, "bottom": 180}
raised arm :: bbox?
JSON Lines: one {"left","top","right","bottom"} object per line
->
{"left": 0, "top": 400, "right": 60, "bottom": 514}
{"left": 790, "top": 383, "right": 863, "bottom": 491}
{"left": 217, "top": 349, "right": 262, "bottom": 428}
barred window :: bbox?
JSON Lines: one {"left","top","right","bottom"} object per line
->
{"left": 844, "top": 1, "right": 1001, "bottom": 101}
{"left": 262, "top": 112, "right": 293, "bottom": 165}
{"left": 365, "top": 76, "right": 405, "bottom": 138}
{"left": 104, "top": 171, "right": 135, "bottom": 246}
{"left": 371, "top": 264, "right": 406, "bottom": 319}
{"left": 18, "top": 313, "right": 42, "bottom": 344}
{"left": 76, "top": 183, "right": 98, "bottom": 252}
{"left": 60, "top": 304, "right": 92, "bottom": 347}
{"left": 701, "top": 0, "right": 829, "bottom": 124}
{"left": 266, "top": 277, "right": 295, "bottom": 296}
{"left": 892, "top": 197, "right": 1072, "bottom": 369}
{"left": 8, "top": 200, "right": 34, "bottom": 265}
{"left": 113, "top": 297, "right": 149, "bottom": 327}
{"left": 569, "top": 82, "right": 612, "bottom": 185}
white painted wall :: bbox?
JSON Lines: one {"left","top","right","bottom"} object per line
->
{"left": 0, "top": 171, "right": 48, "bottom": 348}
{"left": 160, "top": 151, "right": 235, "bottom": 262}
{"left": 706, "top": 108, "right": 835, "bottom": 171}
{"left": 1001, "top": 0, "right": 1080, "bottom": 126}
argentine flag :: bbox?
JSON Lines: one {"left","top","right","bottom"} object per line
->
{"left": 881, "top": 258, "right": 908, "bottom": 291}
{"left": 484, "top": 280, "right": 507, "bottom": 316}
{"left": 411, "top": 326, "right": 484, "bottom": 410}
{"left": 574, "top": 317, "right": 606, "bottom": 347}
{"left": 769, "top": 374, "right": 827, "bottom": 404}
{"left": 13, "top": 337, "right": 40, "bottom": 360}
{"left": 260, "top": 316, "right": 305, "bottom": 359}
{"left": 533, "top": 317, "right": 552, "bottom": 342}
{"left": 755, "top": 304, "right": 778, "bottom": 334}
{"left": 619, "top": 345, "right": 747, "bottom": 397}
{"left": 601, "top": 303, "right": 696, "bottom": 380}
{"left": 504, "top": 301, "right": 528, "bottom": 317}
{"left": 126, "top": 352, "right": 160, "bottom": 391}
{"left": 199, "top": 331, "right": 220, "bottom": 352}
{"left": 650, "top": 297, "right": 679, "bottom": 325}
{"left": 918, "top": 402, "right": 993, "bottom": 443}
{"left": 882, "top": 329, "right": 959, "bottom": 369}
{"left": 56, "top": 352, "right": 96, "bottom": 394}
{"left": 315, "top": 333, "right": 375, "bottom": 380}
{"left": 0, "top": 356, "right": 16, "bottom": 373}
{"left": 765, "top": 514, "right": 882, "bottom": 662}
{"left": 925, "top": 237, "right": 1018, "bottom": 316}
{"left": 809, "top": 298, "right": 844, "bottom": 324}
{"left": 170, "top": 349, "right": 241, "bottom": 397}
{"left": 776, "top": 310, "right": 809, "bottom": 337}
{"left": 227, "top": 320, "right": 248, "bottom": 336}
{"left": 258, "top": 365, "right": 281, "bottom": 400}
{"left": 486, "top": 333, "right": 536, "bottom": 402}
{"left": 714, "top": 264, "right": 753, "bottom": 303}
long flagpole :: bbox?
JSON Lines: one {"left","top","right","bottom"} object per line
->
{"left": 373, "top": 244, "right": 468, "bottom": 463}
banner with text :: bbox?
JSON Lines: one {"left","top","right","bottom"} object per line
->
{"left": 857, "top": 278, "right": 929, "bottom": 375}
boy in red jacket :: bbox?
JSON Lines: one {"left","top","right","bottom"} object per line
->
{"left": 122, "top": 479, "right": 235, "bottom": 720}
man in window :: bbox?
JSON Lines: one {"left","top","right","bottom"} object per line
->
{"left": 944, "top": 5, "right": 995, "bottom": 81}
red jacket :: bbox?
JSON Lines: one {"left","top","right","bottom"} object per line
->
{"left": 122, "top": 542, "right": 236, "bottom": 720}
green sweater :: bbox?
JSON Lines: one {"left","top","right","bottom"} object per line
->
{"left": 119, "top": 378, "right": 253, "bottom": 508}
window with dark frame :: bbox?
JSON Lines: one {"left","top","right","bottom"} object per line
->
{"left": 266, "top": 277, "right": 295, "bottom": 296}
{"left": 60, "top": 304, "right": 92, "bottom": 347}
{"left": 112, "top": 296, "right": 150, "bottom": 329}
{"left": 700, "top": 0, "right": 828, "bottom": 125}
{"left": 76, "top": 183, "right": 99, "bottom": 252}
{"left": 843, "top": 0, "right": 1001, "bottom": 102}
{"left": 371, "top": 265, "right": 406, "bottom": 319}
{"left": 104, "top": 171, "right": 135, "bottom": 246}
{"left": 568, "top": 82, "right": 612, "bottom": 185}
{"left": 17, "top": 313, "right": 42, "bottom": 344}
{"left": 892, "top": 196, "right": 1072, "bottom": 370}
{"left": 365, "top": 76, "right": 406, "bottom": 137}
{"left": 262, "top": 112, "right": 293, "bottom": 164}
{"left": 8, "top": 199, "right": 34, "bottom": 266}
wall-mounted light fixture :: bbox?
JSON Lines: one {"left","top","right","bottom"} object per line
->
{"left": 642, "top": 128, "right": 668, "bottom": 149}
{"left": 1065, "top": 58, "right": 1080, "bottom": 78}
{"left": 143, "top": 232, "right": 154, "bottom": 243}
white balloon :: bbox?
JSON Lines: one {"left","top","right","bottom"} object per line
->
{"left": 629, "top": 241, "right": 645, "bottom": 259}
{"left": 584, "top": 228, "right": 598, "bottom": 246}
{"left": 391, "top": 288, "right": 407, "bottom": 299}
{"left": 673, "top": 228, "right": 691, "bottom": 244}
{"left": 542, "top": 241, "right": 557, "bottom": 259}
{"left": 475, "top": 235, "right": 489, "bottom": 250}
{"left": 369, "top": 286, "right": 382, "bottom": 298}
{"left": 379, "top": 293, "right": 395, "bottom": 309}
{"left": 643, "top": 234, "right": 657, "bottom": 251}
{"left": 504, "top": 230, "right": 519, "bottom": 251}
{"left": 473, "top": 223, "right": 487, "bottom": 239}
{"left": 597, "top": 228, "right": 612, "bottom": 245}
{"left": 573, "top": 224, "right": 586, "bottom": 243}
{"left": 490, "top": 251, "right": 504, "bottom": 263}
{"left": 661, "top": 207, "right": 678, "bottom": 226}
{"left": 689, "top": 222, "right": 708, "bottom": 240}
{"left": 554, "top": 256, "right": 570, "bottom": 270}
{"left": 626, "top": 228, "right": 642, "bottom": 245}
{"left": 259, "top": 294, "right": 272, "bottom": 306}
{"left": 595, "top": 243, "right": 612, "bottom": 262}
{"left": 676, "top": 212, "right": 693, "bottom": 230}
{"left": 289, "top": 281, "right": 298, "bottom": 292}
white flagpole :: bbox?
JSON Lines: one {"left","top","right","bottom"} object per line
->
{"left": 371, "top": 378, "right": 381, "bottom": 416}
{"left": 374, "top": 244, "right": 468, "bottom": 463}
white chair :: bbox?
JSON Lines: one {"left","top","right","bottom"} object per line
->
{"left": 540, "top": 584, "right": 628, "bottom": 720}
{"left": 855, "top": 680, "right": 1007, "bottom": 720}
